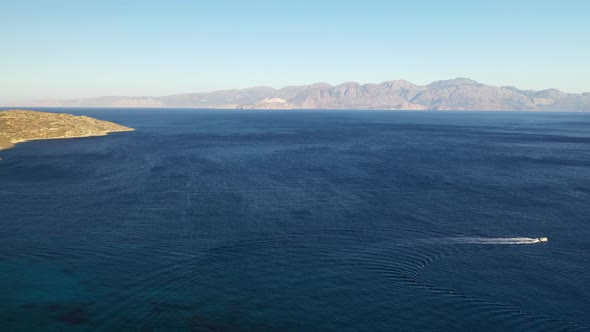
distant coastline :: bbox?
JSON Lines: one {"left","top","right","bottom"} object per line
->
{"left": 0, "top": 110, "right": 134, "bottom": 153}
{"left": 5, "top": 78, "right": 590, "bottom": 112}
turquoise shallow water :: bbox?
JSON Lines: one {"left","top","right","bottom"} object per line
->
{"left": 1, "top": 109, "right": 589, "bottom": 331}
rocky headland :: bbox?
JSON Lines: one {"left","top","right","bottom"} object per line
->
{"left": 0, "top": 110, "right": 134, "bottom": 152}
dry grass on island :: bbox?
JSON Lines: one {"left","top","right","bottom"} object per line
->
{"left": 0, "top": 110, "right": 134, "bottom": 152}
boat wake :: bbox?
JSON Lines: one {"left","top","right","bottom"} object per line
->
{"left": 446, "top": 237, "right": 548, "bottom": 245}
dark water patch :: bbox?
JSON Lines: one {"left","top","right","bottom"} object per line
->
{"left": 57, "top": 305, "right": 92, "bottom": 325}
{"left": 575, "top": 187, "right": 590, "bottom": 194}
{"left": 21, "top": 303, "right": 36, "bottom": 310}
{"left": 517, "top": 156, "right": 590, "bottom": 167}
{"left": 290, "top": 209, "right": 312, "bottom": 220}
{"left": 189, "top": 313, "right": 264, "bottom": 332}
{"left": 489, "top": 132, "right": 590, "bottom": 144}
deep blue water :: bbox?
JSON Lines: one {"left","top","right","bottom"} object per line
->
{"left": 1, "top": 108, "right": 590, "bottom": 331}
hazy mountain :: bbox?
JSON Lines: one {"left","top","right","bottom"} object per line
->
{"left": 161, "top": 86, "right": 277, "bottom": 108}
{"left": 8, "top": 79, "right": 590, "bottom": 111}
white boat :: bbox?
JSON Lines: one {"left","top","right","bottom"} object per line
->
{"left": 537, "top": 237, "right": 548, "bottom": 242}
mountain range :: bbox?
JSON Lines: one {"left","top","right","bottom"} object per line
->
{"left": 8, "top": 78, "right": 590, "bottom": 111}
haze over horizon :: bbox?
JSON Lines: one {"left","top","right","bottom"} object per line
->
{"left": 1, "top": 0, "right": 589, "bottom": 103}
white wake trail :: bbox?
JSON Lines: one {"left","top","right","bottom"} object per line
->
{"left": 446, "top": 237, "right": 545, "bottom": 245}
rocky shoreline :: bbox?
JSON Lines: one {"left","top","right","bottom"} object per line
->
{"left": 0, "top": 110, "right": 134, "bottom": 153}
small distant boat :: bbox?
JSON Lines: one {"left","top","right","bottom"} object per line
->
{"left": 537, "top": 237, "right": 548, "bottom": 242}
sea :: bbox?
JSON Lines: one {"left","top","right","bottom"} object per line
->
{"left": 1, "top": 108, "right": 589, "bottom": 331}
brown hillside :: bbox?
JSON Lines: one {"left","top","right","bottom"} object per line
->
{"left": 0, "top": 110, "right": 134, "bottom": 152}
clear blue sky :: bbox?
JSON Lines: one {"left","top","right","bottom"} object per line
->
{"left": 1, "top": 0, "right": 589, "bottom": 102}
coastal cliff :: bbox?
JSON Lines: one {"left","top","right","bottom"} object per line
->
{"left": 0, "top": 110, "right": 134, "bottom": 152}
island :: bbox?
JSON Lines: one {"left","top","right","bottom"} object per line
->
{"left": 0, "top": 110, "right": 134, "bottom": 153}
